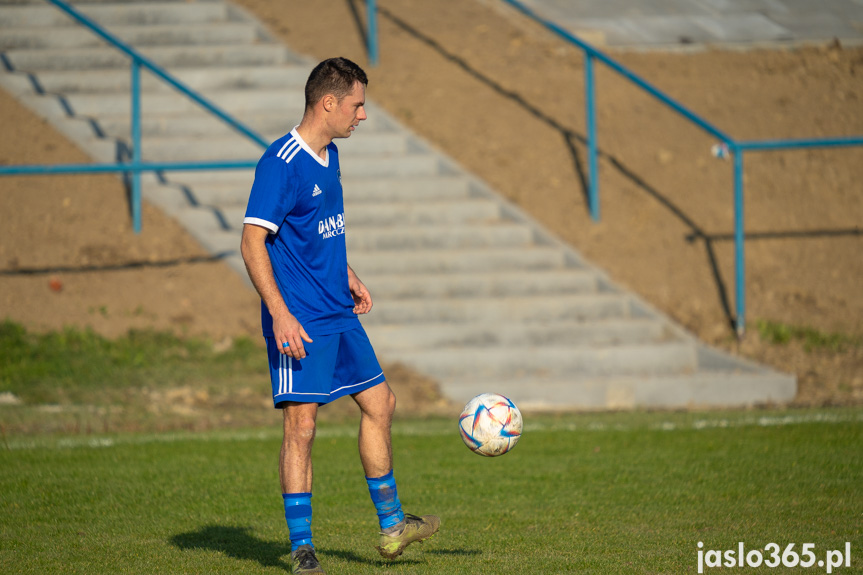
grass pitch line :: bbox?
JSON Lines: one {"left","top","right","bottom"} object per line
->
{"left": 667, "top": 411, "right": 863, "bottom": 430}
{"left": 3, "top": 409, "right": 860, "bottom": 451}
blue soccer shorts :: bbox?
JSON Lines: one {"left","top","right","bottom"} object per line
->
{"left": 265, "top": 325, "right": 386, "bottom": 407}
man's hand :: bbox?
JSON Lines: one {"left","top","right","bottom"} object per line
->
{"left": 272, "top": 309, "right": 313, "bottom": 359}
{"left": 347, "top": 265, "right": 373, "bottom": 314}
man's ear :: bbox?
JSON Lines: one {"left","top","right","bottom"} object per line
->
{"left": 323, "top": 94, "right": 336, "bottom": 112}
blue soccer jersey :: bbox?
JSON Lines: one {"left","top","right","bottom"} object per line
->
{"left": 244, "top": 128, "right": 360, "bottom": 337}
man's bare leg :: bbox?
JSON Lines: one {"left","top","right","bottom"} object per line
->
{"left": 281, "top": 402, "right": 319, "bottom": 493}
{"left": 352, "top": 382, "right": 396, "bottom": 477}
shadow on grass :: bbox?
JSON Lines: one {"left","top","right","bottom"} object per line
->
{"left": 326, "top": 546, "right": 481, "bottom": 566}
{"left": 427, "top": 548, "right": 483, "bottom": 556}
{"left": 170, "top": 525, "right": 290, "bottom": 570}
{"left": 170, "top": 526, "right": 477, "bottom": 569}
{"left": 325, "top": 548, "right": 421, "bottom": 566}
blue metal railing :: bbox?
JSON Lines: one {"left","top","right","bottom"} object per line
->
{"left": 501, "top": 0, "right": 863, "bottom": 338}
{"left": 364, "top": 0, "right": 863, "bottom": 337}
{"left": 0, "top": 0, "right": 268, "bottom": 233}
{"left": 367, "top": 0, "right": 379, "bottom": 67}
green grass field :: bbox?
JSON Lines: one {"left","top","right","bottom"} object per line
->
{"left": 2, "top": 410, "right": 862, "bottom": 574}
{"left": 0, "top": 320, "right": 265, "bottom": 406}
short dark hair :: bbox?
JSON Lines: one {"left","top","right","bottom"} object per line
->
{"left": 304, "top": 57, "right": 368, "bottom": 110}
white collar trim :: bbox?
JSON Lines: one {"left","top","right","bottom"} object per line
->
{"left": 291, "top": 127, "right": 328, "bottom": 167}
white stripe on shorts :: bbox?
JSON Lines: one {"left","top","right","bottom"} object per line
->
{"left": 288, "top": 356, "right": 293, "bottom": 393}
{"left": 331, "top": 372, "right": 385, "bottom": 396}
{"left": 278, "top": 354, "right": 293, "bottom": 396}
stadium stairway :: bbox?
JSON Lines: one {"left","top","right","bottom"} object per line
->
{"left": 0, "top": 0, "right": 796, "bottom": 410}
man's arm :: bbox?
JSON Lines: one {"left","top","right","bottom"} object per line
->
{"left": 241, "top": 223, "right": 312, "bottom": 358}
{"left": 347, "top": 264, "right": 373, "bottom": 315}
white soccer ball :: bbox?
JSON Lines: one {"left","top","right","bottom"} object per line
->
{"left": 458, "top": 393, "right": 523, "bottom": 457}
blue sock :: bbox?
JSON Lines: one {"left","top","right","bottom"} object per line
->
{"left": 283, "top": 492, "right": 313, "bottom": 552}
{"left": 366, "top": 470, "right": 405, "bottom": 532}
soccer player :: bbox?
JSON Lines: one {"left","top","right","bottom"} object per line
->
{"left": 240, "top": 57, "right": 440, "bottom": 575}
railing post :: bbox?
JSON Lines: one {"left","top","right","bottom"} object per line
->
{"left": 733, "top": 145, "right": 745, "bottom": 338}
{"left": 585, "top": 52, "right": 599, "bottom": 221}
{"left": 131, "top": 57, "right": 142, "bottom": 234}
{"left": 367, "top": 0, "right": 379, "bottom": 67}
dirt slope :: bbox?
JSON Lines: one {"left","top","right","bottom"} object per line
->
{"left": 1, "top": 0, "right": 861, "bottom": 408}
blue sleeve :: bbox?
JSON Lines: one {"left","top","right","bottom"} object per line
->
{"left": 244, "top": 155, "right": 297, "bottom": 233}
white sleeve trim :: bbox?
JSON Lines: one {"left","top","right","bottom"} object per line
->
{"left": 243, "top": 217, "right": 279, "bottom": 234}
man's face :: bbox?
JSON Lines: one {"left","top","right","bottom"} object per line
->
{"left": 330, "top": 81, "right": 367, "bottom": 139}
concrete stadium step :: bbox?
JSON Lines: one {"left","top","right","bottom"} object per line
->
{"left": 159, "top": 206, "right": 239, "bottom": 236}
{"left": 25, "top": 65, "right": 308, "bottom": 94}
{"left": 102, "top": 132, "right": 408, "bottom": 162}
{"left": 83, "top": 110, "right": 388, "bottom": 139}
{"left": 154, "top": 207, "right": 534, "bottom": 257}
{"left": 3, "top": 43, "right": 289, "bottom": 71}
{"left": 180, "top": 201, "right": 518, "bottom": 239}
{"left": 218, "top": 199, "right": 505, "bottom": 229}
{"left": 364, "top": 318, "right": 671, "bottom": 351}
{"left": 343, "top": 176, "right": 473, "bottom": 202}
{"left": 140, "top": 168, "right": 253, "bottom": 188}
{"left": 48, "top": 88, "right": 302, "bottom": 116}
{"left": 157, "top": 174, "right": 473, "bottom": 205}
{"left": 142, "top": 175, "right": 474, "bottom": 213}
{"left": 182, "top": 227, "right": 240, "bottom": 260}
{"left": 142, "top": 180, "right": 249, "bottom": 210}
{"left": 91, "top": 134, "right": 407, "bottom": 162}
{"left": 359, "top": 293, "right": 631, "bottom": 325}
{"left": 392, "top": 341, "right": 698, "bottom": 379}
{"left": 0, "top": 22, "right": 258, "bottom": 50}
{"left": 346, "top": 200, "right": 502, "bottom": 226}
{"left": 310, "top": 154, "right": 448, "bottom": 178}
{"left": 101, "top": 135, "right": 262, "bottom": 162}
{"left": 0, "top": 2, "right": 229, "bottom": 27}
{"left": 345, "top": 224, "right": 534, "bottom": 250}
{"left": 361, "top": 269, "right": 598, "bottom": 299}
{"left": 93, "top": 113, "right": 295, "bottom": 140}
{"left": 161, "top": 207, "right": 529, "bottom": 247}
{"left": 348, "top": 247, "right": 568, "bottom": 274}
{"left": 53, "top": 136, "right": 118, "bottom": 163}
{"left": 75, "top": 112, "right": 295, "bottom": 140}
{"left": 176, "top": 153, "right": 443, "bottom": 182}
{"left": 438, "top": 370, "right": 795, "bottom": 410}
{"left": 73, "top": 141, "right": 439, "bottom": 177}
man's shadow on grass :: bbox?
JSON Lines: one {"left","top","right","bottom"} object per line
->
{"left": 170, "top": 525, "right": 480, "bottom": 569}
{"left": 171, "top": 526, "right": 291, "bottom": 570}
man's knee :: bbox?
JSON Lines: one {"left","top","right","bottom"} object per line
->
{"left": 384, "top": 385, "right": 396, "bottom": 416}
{"left": 355, "top": 382, "right": 396, "bottom": 421}
{"left": 371, "top": 384, "right": 396, "bottom": 421}
{"left": 283, "top": 405, "right": 318, "bottom": 443}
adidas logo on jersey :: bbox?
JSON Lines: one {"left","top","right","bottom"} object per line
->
{"left": 312, "top": 184, "right": 323, "bottom": 197}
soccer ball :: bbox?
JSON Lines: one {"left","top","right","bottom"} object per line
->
{"left": 458, "top": 393, "right": 523, "bottom": 457}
